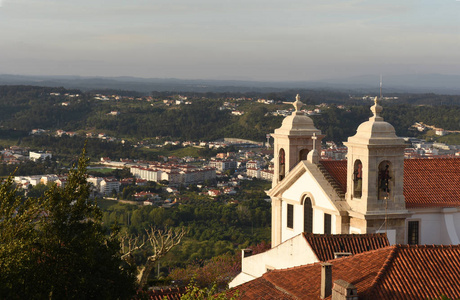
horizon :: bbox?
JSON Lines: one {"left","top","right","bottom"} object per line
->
{"left": 1, "top": 1, "right": 459, "bottom": 82}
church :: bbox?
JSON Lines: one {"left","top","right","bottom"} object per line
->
{"left": 230, "top": 95, "right": 460, "bottom": 288}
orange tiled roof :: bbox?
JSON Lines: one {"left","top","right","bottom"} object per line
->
{"left": 403, "top": 158, "right": 460, "bottom": 208}
{"left": 303, "top": 233, "right": 389, "bottom": 261}
{"left": 319, "top": 158, "right": 460, "bottom": 208}
{"left": 320, "top": 160, "right": 347, "bottom": 192}
{"left": 137, "top": 287, "right": 185, "bottom": 300}
{"left": 227, "top": 276, "right": 295, "bottom": 300}
{"left": 229, "top": 245, "right": 460, "bottom": 300}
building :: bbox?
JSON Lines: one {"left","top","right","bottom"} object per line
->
{"left": 209, "top": 160, "right": 237, "bottom": 172}
{"left": 29, "top": 151, "right": 52, "bottom": 161}
{"left": 130, "top": 163, "right": 216, "bottom": 186}
{"left": 88, "top": 176, "right": 120, "bottom": 196}
{"left": 230, "top": 95, "right": 460, "bottom": 291}
{"left": 260, "top": 169, "right": 274, "bottom": 181}
{"left": 246, "top": 168, "right": 260, "bottom": 179}
{"left": 228, "top": 244, "right": 460, "bottom": 299}
{"left": 100, "top": 177, "right": 120, "bottom": 196}
{"left": 270, "top": 96, "right": 460, "bottom": 247}
{"left": 230, "top": 233, "right": 389, "bottom": 287}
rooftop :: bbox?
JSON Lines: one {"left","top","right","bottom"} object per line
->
{"left": 228, "top": 244, "right": 460, "bottom": 300}
{"left": 303, "top": 232, "right": 389, "bottom": 261}
{"left": 320, "top": 158, "right": 460, "bottom": 208}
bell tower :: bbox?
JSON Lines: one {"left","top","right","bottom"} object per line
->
{"left": 270, "top": 94, "right": 323, "bottom": 247}
{"left": 271, "top": 94, "right": 322, "bottom": 187}
{"left": 344, "top": 97, "right": 408, "bottom": 243}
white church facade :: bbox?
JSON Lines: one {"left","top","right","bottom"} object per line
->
{"left": 230, "top": 95, "right": 460, "bottom": 287}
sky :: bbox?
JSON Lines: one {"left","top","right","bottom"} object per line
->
{"left": 0, "top": 0, "right": 459, "bottom": 81}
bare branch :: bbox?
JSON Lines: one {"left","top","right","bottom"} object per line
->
{"left": 137, "top": 227, "right": 187, "bottom": 287}
{"left": 120, "top": 233, "right": 145, "bottom": 263}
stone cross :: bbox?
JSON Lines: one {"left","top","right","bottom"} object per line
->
{"left": 312, "top": 132, "right": 317, "bottom": 149}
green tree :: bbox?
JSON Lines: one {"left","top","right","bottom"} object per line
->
{"left": 0, "top": 148, "right": 137, "bottom": 299}
{"left": 0, "top": 176, "right": 41, "bottom": 298}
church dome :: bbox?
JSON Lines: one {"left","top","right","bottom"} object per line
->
{"left": 347, "top": 97, "right": 404, "bottom": 145}
{"left": 273, "top": 95, "right": 321, "bottom": 136}
{"left": 274, "top": 112, "right": 319, "bottom": 136}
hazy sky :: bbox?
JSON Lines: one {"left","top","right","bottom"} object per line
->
{"left": 0, "top": 0, "right": 459, "bottom": 81}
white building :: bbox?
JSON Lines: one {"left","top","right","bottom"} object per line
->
{"left": 246, "top": 160, "right": 260, "bottom": 169}
{"left": 100, "top": 177, "right": 120, "bottom": 196}
{"left": 88, "top": 176, "right": 120, "bottom": 196}
{"left": 230, "top": 95, "right": 460, "bottom": 288}
{"left": 246, "top": 168, "right": 260, "bottom": 179}
{"left": 29, "top": 151, "right": 52, "bottom": 161}
{"left": 130, "top": 163, "right": 215, "bottom": 186}
{"left": 260, "top": 169, "right": 274, "bottom": 181}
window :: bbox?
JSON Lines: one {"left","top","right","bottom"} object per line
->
{"left": 324, "top": 213, "right": 331, "bottom": 234}
{"left": 353, "top": 160, "right": 362, "bottom": 199}
{"left": 299, "top": 149, "right": 309, "bottom": 161}
{"left": 303, "top": 197, "right": 313, "bottom": 233}
{"left": 287, "top": 204, "right": 294, "bottom": 229}
{"left": 378, "top": 161, "right": 392, "bottom": 200}
{"left": 408, "top": 221, "right": 419, "bottom": 245}
{"left": 279, "top": 149, "right": 285, "bottom": 181}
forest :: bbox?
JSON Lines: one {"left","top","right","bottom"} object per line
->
{"left": 1, "top": 86, "right": 460, "bottom": 152}
{"left": 100, "top": 179, "right": 272, "bottom": 273}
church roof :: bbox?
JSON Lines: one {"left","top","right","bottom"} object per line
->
{"left": 303, "top": 233, "right": 390, "bottom": 261}
{"left": 404, "top": 158, "right": 460, "bottom": 208}
{"left": 273, "top": 111, "right": 320, "bottom": 136}
{"left": 228, "top": 245, "right": 460, "bottom": 300}
{"left": 320, "top": 158, "right": 460, "bottom": 209}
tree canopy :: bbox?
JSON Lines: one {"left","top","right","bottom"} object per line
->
{"left": 0, "top": 149, "right": 137, "bottom": 299}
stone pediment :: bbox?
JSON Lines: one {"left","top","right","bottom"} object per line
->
{"left": 268, "top": 160, "right": 349, "bottom": 213}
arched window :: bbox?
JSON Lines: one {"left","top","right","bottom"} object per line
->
{"left": 303, "top": 197, "right": 313, "bottom": 233}
{"left": 378, "top": 161, "right": 392, "bottom": 200}
{"left": 353, "top": 160, "right": 363, "bottom": 198}
{"left": 279, "top": 148, "right": 285, "bottom": 181}
{"left": 299, "top": 149, "right": 309, "bottom": 161}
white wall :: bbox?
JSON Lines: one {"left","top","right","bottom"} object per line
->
{"left": 229, "top": 234, "right": 318, "bottom": 288}
{"left": 280, "top": 171, "right": 339, "bottom": 243}
{"left": 409, "top": 208, "right": 460, "bottom": 245}
{"left": 283, "top": 172, "right": 336, "bottom": 211}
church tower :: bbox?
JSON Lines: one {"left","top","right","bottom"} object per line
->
{"left": 344, "top": 97, "right": 408, "bottom": 243}
{"left": 271, "top": 94, "right": 322, "bottom": 187}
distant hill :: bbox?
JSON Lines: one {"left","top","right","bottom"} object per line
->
{"left": 0, "top": 73, "right": 459, "bottom": 94}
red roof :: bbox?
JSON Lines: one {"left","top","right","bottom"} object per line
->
{"left": 136, "top": 287, "right": 184, "bottom": 300}
{"left": 320, "top": 160, "right": 347, "bottom": 192}
{"left": 303, "top": 233, "right": 389, "bottom": 261}
{"left": 403, "top": 158, "right": 460, "bottom": 208}
{"left": 229, "top": 245, "right": 460, "bottom": 300}
{"left": 319, "top": 158, "right": 460, "bottom": 209}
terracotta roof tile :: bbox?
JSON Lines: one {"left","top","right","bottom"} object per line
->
{"left": 229, "top": 245, "right": 460, "bottom": 300}
{"left": 136, "top": 287, "right": 185, "bottom": 300}
{"left": 319, "top": 158, "right": 460, "bottom": 209}
{"left": 303, "top": 232, "right": 390, "bottom": 261}
{"left": 403, "top": 158, "right": 460, "bottom": 208}
{"left": 226, "top": 277, "right": 295, "bottom": 300}
{"left": 320, "top": 160, "right": 347, "bottom": 192}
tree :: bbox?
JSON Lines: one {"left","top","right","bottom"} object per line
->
{"left": 0, "top": 148, "right": 137, "bottom": 299}
{"left": 0, "top": 176, "right": 41, "bottom": 298}
{"left": 179, "top": 280, "right": 239, "bottom": 300}
{"left": 121, "top": 227, "right": 187, "bottom": 288}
